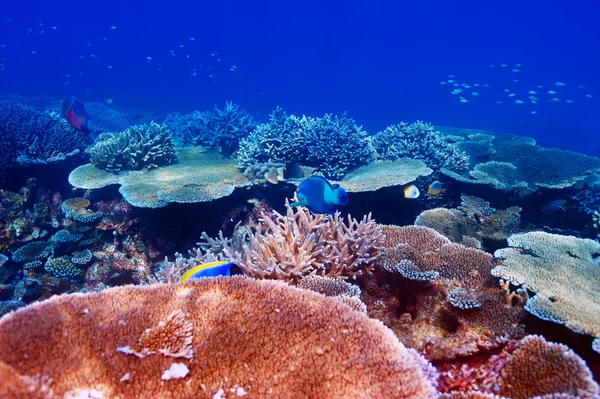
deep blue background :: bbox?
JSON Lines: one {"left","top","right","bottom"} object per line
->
{"left": 0, "top": 0, "right": 598, "bottom": 154}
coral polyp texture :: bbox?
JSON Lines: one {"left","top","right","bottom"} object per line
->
{"left": 164, "top": 102, "right": 256, "bottom": 155}
{"left": 238, "top": 107, "right": 375, "bottom": 179}
{"left": 0, "top": 277, "right": 438, "bottom": 399}
{"left": 372, "top": 225, "right": 525, "bottom": 360}
{"left": 372, "top": 121, "right": 470, "bottom": 171}
{"left": 69, "top": 147, "right": 250, "bottom": 207}
{"left": 88, "top": 122, "right": 176, "bottom": 173}
{"left": 498, "top": 335, "right": 599, "bottom": 399}
{"left": 493, "top": 231, "right": 600, "bottom": 352}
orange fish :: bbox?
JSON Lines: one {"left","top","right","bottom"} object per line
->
{"left": 427, "top": 181, "right": 442, "bottom": 196}
{"left": 61, "top": 96, "right": 92, "bottom": 133}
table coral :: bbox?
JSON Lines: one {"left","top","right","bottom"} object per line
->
{"left": 0, "top": 276, "right": 438, "bottom": 399}
{"left": 493, "top": 231, "right": 600, "bottom": 353}
{"left": 498, "top": 335, "right": 599, "bottom": 399}
{"left": 69, "top": 148, "right": 251, "bottom": 208}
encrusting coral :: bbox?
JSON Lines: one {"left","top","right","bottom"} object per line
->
{"left": 88, "top": 122, "right": 176, "bottom": 173}
{"left": 0, "top": 276, "right": 438, "bottom": 399}
{"left": 493, "top": 231, "right": 600, "bottom": 353}
{"left": 196, "top": 201, "right": 385, "bottom": 284}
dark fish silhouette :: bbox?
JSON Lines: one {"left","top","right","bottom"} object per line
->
{"left": 61, "top": 96, "right": 92, "bottom": 133}
{"left": 542, "top": 199, "right": 567, "bottom": 213}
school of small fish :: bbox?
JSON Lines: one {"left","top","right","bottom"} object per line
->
{"left": 441, "top": 64, "right": 593, "bottom": 114}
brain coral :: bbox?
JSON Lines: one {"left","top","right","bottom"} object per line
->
{"left": 0, "top": 277, "right": 437, "bottom": 399}
{"left": 69, "top": 148, "right": 250, "bottom": 208}
{"left": 493, "top": 231, "right": 600, "bottom": 352}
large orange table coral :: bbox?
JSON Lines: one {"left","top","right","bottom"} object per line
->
{"left": 0, "top": 276, "right": 436, "bottom": 399}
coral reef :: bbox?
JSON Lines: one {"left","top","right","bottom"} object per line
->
{"left": 89, "top": 122, "right": 176, "bottom": 172}
{"left": 238, "top": 107, "right": 375, "bottom": 179}
{"left": 415, "top": 194, "right": 522, "bottom": 246}
{"left": 195, "top": 201, "right": 384, "bottom": 283}
{"left": 493, "top": 231, "right": 600, "bottom": 352}
{"left": 0, "top": 101, "right": 89, "bottom": 176}
{"left": 164, "top": 102, "right": 256, "bottom": 155}
{"left": 69, "top": 148, "right": 251, "bottom": 208}
{"left": 83, "top": 102, "right": 131, "bottom": 133}
{"left": 298, "top": 275, "right": 367, "bottom": 312}
{"left": 368, "top": 225, "right": 525, "bottom": 361}
{"left": 0, "top": 277, "right": 438, "bottom": 398}
{"left": 441, "top": 129, "right": 600, "bottom": 196}
{"left": 372, "top": 121, "right": 470, "bottom": 171}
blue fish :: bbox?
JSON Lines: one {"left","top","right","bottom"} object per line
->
{"left": 179, "top": 261, "right": 233, "bottom": 282}
{"left": 542, "top": 199, "right": 567, "bottom": 213}
{"left": 290, "top": 175, "right": 349, "bottom": 214}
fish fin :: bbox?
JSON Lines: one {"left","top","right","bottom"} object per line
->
{"left": 331, "top": 183, "right": 340, "bottom": 190}
{"left": 290, "top": 198, "right": 308, "bottom": 208}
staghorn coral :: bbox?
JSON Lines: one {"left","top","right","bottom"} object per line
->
{"left": 373, "top": 225, "right": 525, "bottom": 360}
{"left": 493, "top": 231, "right": 600, "bottom": 352}
{"left": 0, "top": 101, "right": 89, "bottom": 176}
{"left": 89, "top": 122, "right": 176, "bottom": 173}
{"left": 209, "top": 201, "right": 384, "bottom": 283}
{"left": 498, "top": 335, "right": 599, "bottom": 399}
{"left": 372, "top": 121, "right": 470, "bottom": 171}
{"left": 69, "top": 148, "right": 251, "bottom": 208}
{"left": 0, "top": 276, "right": 437, "bottom": 399}
{"left": 238, "top": 107, "right": 374, "bottom": 180}
{"left": 415, "top": 194, "right": 522, "bottom": 245}
{"left": 164, "top": 102, "right": 256, "bottom": 155}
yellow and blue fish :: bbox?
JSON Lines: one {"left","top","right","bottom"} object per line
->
{"left": 179, "top": 261, "right": 234, "bottom": 283}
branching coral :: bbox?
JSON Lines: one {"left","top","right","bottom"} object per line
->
{"left": 0, "top": 277, "right": 438, "bottom": 398}
{"left": 238, "top": 107, "right": 374, "bottom": 179}
{"left": 89, "top": 122, "right": 176, "bottom": 173}
{"left": 0, "top": 101, "right": 89, "bottom": 176}
{"left": 372, "top": 121, "right": 470, "bottom": 171}
{"left": 493, "top": 231, "right": 600, "bottom": 352}
{"left": 198, "top": 201, "right": 384, "bottom": 283}
{"left": 164, "top": 102, "right": 256, "bottom": 155}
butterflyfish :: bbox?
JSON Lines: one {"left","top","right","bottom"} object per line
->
{"left": 404, "top": 184, "right": 420, "bottom": 199}
{"left": 427, "top": 181, "right": 442, "bottom": 196}
{"left": 179, "top": 261, "right": 233, "bottom": 283}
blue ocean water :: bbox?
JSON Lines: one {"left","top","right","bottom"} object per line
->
{"left": 0, "top": 0, "right": 598, "bottom": 154}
